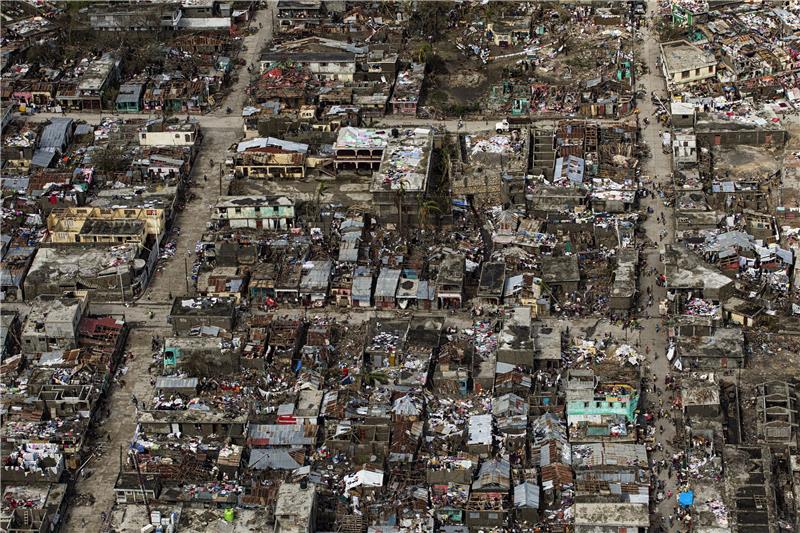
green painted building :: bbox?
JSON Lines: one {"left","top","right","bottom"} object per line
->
{"left": 115, "top": 83, "right": 145, "bottom": 113}
{"left": 567, "top": 385, "right": 639, "bottom": 422}
{"left": 672, "top": 3, "right": 701, "bottom": 26}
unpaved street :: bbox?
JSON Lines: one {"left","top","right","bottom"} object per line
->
{"left": 60, "top": 5, "right": 275, "bottom": 531}
{"left": 636, "top": 2, "right": 682, "bottom": 529}
{"left": 51, "top": 3, "right": 681, "bottom": 529}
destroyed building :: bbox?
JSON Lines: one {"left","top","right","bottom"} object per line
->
{"left": 5, "top": 2, "right": 800, "bottom": 532}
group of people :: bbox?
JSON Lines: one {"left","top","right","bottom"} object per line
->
{"left": 646, "top": 367, "right": 689, "bottom": 532}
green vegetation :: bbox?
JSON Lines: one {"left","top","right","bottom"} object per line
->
{"left": 92, "top": 145, "right": 128, "bottom": 173}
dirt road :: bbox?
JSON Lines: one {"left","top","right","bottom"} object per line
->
{"left": 60, "top": 5, "right": 275, "bottom": 532}
{"left": 55, "top": 4, "right": 682, "bottom": 530}
{"left": 636, "top": 4, "right": 683, "bottom": 529}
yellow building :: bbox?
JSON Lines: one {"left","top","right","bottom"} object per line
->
{"left": 234, "top": 138, "right": 308, "bottom": 179}
{"left": 660, "top": 41, "right": 717, "bottom": 89}
{"left": 47, "top": 207, "right": 166, "bottom": 245}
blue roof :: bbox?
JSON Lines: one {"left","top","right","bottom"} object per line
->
{"left": 39, "top": 118, "right": 73, "bottom": 149}
{"left": 116, "top": 83, "right": 144, "bottom": 105}
{"left": 31, "top": 148, "right": 57, "bottom": 168}
{"left": 554, "top": 155, "right": 585, "bottom": 184}
{"left": 1, "top": 177, "right": 29, "bottom": 193}
{"left": 514, "top": 481, "right": 540, "bottom": 508}
{"left": 74, "top": 124, "right": 94, "bottom": 136}
{"left": 248, "top": 448, "right": 301, "bottom": 470}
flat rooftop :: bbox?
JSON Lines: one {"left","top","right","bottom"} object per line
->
{"left": 90, "top": 188, "right": 177, "bottom": 211}
{"left": 214, "top": 195, "right": 293, "bottom": 209}
{"left": 77, "top": 54, "right": 117, "bottom": 92}
{"left": 695, "top": 111, "right": 786, "bottom": 132}
{"left": 665, "top": 245, "right": 732, "bottom": 293}
{"left": 540, "top": 255, "right": 580, "bottom": 284}
{"left": 27, "top": 245, "right": 138, "bottom": 281}
{"left": 79, "top": 218, "right": 145, "bottom": 236}
{"left": 169, "top": 296, "right": 235, "bottom": 317}
{"left": 712, "top": 145, "right": 781, "bottom": 181}
{"left": 463, "top": 130, "right": 528, "bottom": 174}
{"left": 478, "top": 262, "right": 506, "bottom": 295}
{"left": 334, "top": 127, "right": 389, "bottom": 150}
{"left": 677, "top": 328, "right": 745, "bottom": 360}
{"left": 660, "top": 40, "right": 716, "bottom": 73}
{"left": 371, "top": 128, "right": 433, "bottom": 193}
{"left": 573, "top": 502, "right": 649, "bottom": 527}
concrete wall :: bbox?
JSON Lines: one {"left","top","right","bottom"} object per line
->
{"left": 139, "top": 130, "right": 198, "bottom": 147}
{"left": 666, "top": 64, "right": 715, "bottom": 86}
{"left": 170, "top": 314, "right": 235, "bottom": 336}
{"left": 696, "top": 128, "right": 787, "bottom": 148}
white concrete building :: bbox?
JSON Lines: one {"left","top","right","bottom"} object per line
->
{"left": 660, "top": 40, "right": 717, "bottom": 88}
{"left": 138, "top": 118, "right": 200, "bottom": 147}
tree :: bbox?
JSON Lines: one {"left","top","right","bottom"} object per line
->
{"left": 363, "top": 371, "right": 390, "bottom": 387}
{"left": 483, "top": 1, "right": 506, "bottom": 22}
{"left": 394, "top": 179, "right": 409, "bottom": 236}
{"left": 61, "top": 2, "right": 90, "bottom": 46}
{"left": 92, "top": 145, "right": 128, "bottom": 173}
{"left": 408, "top": 2, "right": 454, "bottom": 41}
{"left": 314, "top": 182, "right": 329, "bottom": 222}
{"left": 26, "top": 43, "right": 63, "bottom": 64}
{"left": 124, "top": 42, "right": 163, "bottom": 77}
{"left": 438, "top": 140, "right": 453, "bottom": 182}
{"left": 416, "top": 42, "right": 433, "bottom": 64}
{"left": 418, "top": 199, "right": 442, "bottom": 229}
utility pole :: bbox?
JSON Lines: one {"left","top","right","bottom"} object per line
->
{"left": 629, "top": 0, "right": 637, "bottom": 105}
{"left": 118, "top": 268, "right": 126, "bottom": 303}
{"left": 129, "top": 450, "right": 151, "bottom": 517}
{"left": 184, "top": 256, "right": 190, "bottom": 295}
{"left": 219, "top": 162, "right": 224, "bottom": 196}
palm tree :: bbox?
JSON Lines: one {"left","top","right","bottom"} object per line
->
{"left": 363, "top": 371, "right": 390, "bottom": 387}
{"left": 441, "top": 146, "right": 452, "bottom": 178}
{"left": 62, "top": 2, "right": 87, "bottom": 46}
{"left": 395, "top": 179, "right": 409, "bottom": 235}
{"left": 416, "top": 42, "right": 433, "bottom": 64}
{"left": 419, "top": 199, "right": 442, "bottom": 229}
{"left": 314, "top": 182, "right": 329, "bottom": 223}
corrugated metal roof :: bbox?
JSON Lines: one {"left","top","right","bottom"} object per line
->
{"left": 248, "top": 448, "right": 301, "bottom": 470}
{"left": 473, "top": 458, "right": 511, "bottom": 491}
{"left": 572, "top": 442, "right": 647, "bottom": 468}
{"left": 30, "top": 148, "right": 57, "bottom": 168}
{"left": 300, "top": 261, "right": 331, "bottom": 291}
{"left": 514, "top": 481, "right": 540, "bottom": 508}
{"left": 39, "top": 118, "right": 73, "bottom": 149}
{"left": 340, "top": 219, "right": 364, "bottom": 231}
{"left": 352, "top": 275, "right": 373, "bottom": 298}
{"left": 237, "top": 137, "right": 308, "bottom": 154}
{"left": 492, "top": 393, "right": 528, "bottom": 417}
{"left": 116, "top": 83, "right": 144, "bottom": 104}
{"left": 1, "top": 177, "right": 30, "bottom": 193}
{"left": 0, "top": 268, "right": 22, "bottom": 287}
{"left": 338, "top": 237, "right": 359, "bottom": 262}
{"left": 248, "top": 424, "right": 315, "bottom": 445}
{"left": 416, "top": 280, "right": 434, "bottom": 300}
{"left": 391, "top": 394, "right": 422, "bottom": 416}
{"left": 155, "top": 377, "right": 199, "bottom": 390}
{"left": 74, "top": 124, "right": 94, "bottom": 136}
{"left": 375, "top": 268, "right": 401, "bottom": 297}
{"left": 320, "top": 390, "right": 338, "bottom": 416}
